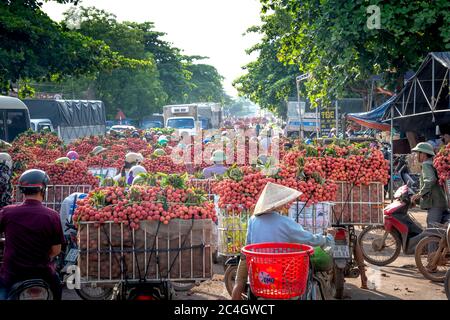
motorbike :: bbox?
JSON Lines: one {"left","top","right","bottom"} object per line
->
{"left": 358, "top": 157, "right": 425, "bottom": 266}
{"left": 414, "top": 222, "right": 450, "bottom": 282}
{"left": 1, "top": 235, "right": 53, "bottom": 300}
{"left": 331, "top": 225, "right": 361, "bottom": 298}
{"left": 384, "top": 153, "right": 419, "bottom": 199}
{"left": 358, "top": 184, "right": 425, "bottom": 266}
{"left": 6, "top": 279, "right": 53, "bottom": 300}
{"left": 223, "top": 255, "right": 240, "bottom": 296}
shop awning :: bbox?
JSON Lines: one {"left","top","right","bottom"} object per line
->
{"left": 346, "top": 96, "right": 395, "bottom": 131}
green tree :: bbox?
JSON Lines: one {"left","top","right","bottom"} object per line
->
{"left": 136, "top": 22, "right": 193, "bottom": 104}
{"left": 58, "top": 7, "right": 167, "bottom": 119}
{"left": 25, "top": 6, "right": 228, "bottom": 119}
{"left": 185, "top": 63, "right": 227, "bottom": 103}
{"left": 259, "top": 0, "right": 450, "bottom": 106}
{"left": 0, "top": 1, "right": 141, "bottom": 94}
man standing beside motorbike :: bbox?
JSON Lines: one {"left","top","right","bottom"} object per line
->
{"left": 411, "top": 143, "right": 449, "bottom": 227}
{"left": 0, "top": 170, "right": 65, "bottom": 300}
{"left": 231, "top": 182, "right": 334, "bottom": 300}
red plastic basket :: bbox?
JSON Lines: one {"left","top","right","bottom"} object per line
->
{"left": 242, "top": 242, "right": 314, "bottom": 299}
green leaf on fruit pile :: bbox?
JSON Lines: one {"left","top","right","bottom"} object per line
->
{"left": 117, "top": 177, "right": 127, "bottom": 187}
{"left": 133, "top": 173, "right": 157, "bottom": 186}
{"left": 225, "top": 164, "right": 244, "bottom": 182}
{"left": 305, "top": 146, "right": 319, "bottom": 157}
{"left": 129, "top": 186, "right": 142, "bottom": 201}
{"left": 186, "top": 188, "right": 208, "bottom": 206}
{"left": 160, "top": 173, "right": 188, "bottom": 189}
{"left": 324, "top": 146, "right": 337, "bottom": 157}
{"left": 157, "top": 193, "right": 169, "bottom": 211}
{"left": 193, "top": 171, "right": 204, "bottom": 179}
{"left": 91, "top": 190, "right": 107, "bottom": 208}
{"left": 311, "top": 172, "right": 325, "bottom": 185}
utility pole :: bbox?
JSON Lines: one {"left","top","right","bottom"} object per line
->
{"left": 296, "top": 74, "right": 309, "bottom": 139}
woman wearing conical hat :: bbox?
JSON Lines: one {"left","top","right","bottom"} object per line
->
{"left": 231, "top": 182, "right": 334, "bottom": 300}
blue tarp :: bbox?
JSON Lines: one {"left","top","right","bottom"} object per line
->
{"left": 346, "top": 95, "right": 396, "bottom": 131}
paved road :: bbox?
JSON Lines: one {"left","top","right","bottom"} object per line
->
{"left": 63, "top": 210, "right": 447, "bottom": 300}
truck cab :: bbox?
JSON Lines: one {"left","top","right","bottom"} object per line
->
{"left": 163, "top": 104, "right": 198, "bottom": 136}
{"left": 30, "top": 119, "right": 54, "bottom": 133}
{"left": 0, "top": 96, "right": 31, "bottom": 142}
{"left": 166, "top": 117, "right": 197, "bottom": 136}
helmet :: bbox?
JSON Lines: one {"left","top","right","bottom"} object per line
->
{"left": 125, "top": 152, "right": 144, "bottom": 164}
{"left": 144, "top": 131, "right": 152, "bottom": 139}
{"left": 210, "top": 150, "right": 226, "bottom": 162}
{"left": 153, "top": 148, "right": 166, "bottom": 157}
{"left": 66, "top": 151, "right": 79, "bottom": 160}
{"left": 129, "top": 165, "right": 147, "bottom": 177}
{"left": 18, "top": 169, "right": 50, "bottom": 193}
{"left": 158, "top": 138, "right": 168, "bottom": 146}
{"left": 411, "top": 142, "right": 435, "bottom": 156}
{"left": 0, "top": 153, "right": 13, "bottom": 170}
{"left": 91, "top": 146, "right": 107, "bottom": 156}
{"left": 131, "top": 131, "right": 140, "bottom": 138}
{"left": 55, "top": 157, "right": 70, "bottom": 164}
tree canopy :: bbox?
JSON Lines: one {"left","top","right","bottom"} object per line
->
{"left": 236, "top": 0, "right": 450, "bottom": 114}
{"left": 1, "top": 3, "right": 228, "bottom": 119}
{"left": 0, "top": 0, "right": 143, "bottom": 94}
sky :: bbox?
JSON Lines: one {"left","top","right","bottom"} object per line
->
{"left": 42, "top": 0, "right": 263, "bottom": 97}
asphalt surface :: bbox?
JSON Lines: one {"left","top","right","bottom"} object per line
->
{"left": 63, "top": 210, "right": 447, "bottom": 300}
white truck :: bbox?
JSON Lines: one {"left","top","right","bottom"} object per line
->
{"left": 163, "top": 104, "right": 199, "bottom": 136}
{"left": 30, "top": 119, "right": 54, "bottom": 133}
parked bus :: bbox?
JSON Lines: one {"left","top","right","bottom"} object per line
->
{"left": 0, "top": 96, "right": 31, "bottom": 142}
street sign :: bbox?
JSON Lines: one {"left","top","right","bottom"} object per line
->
{"left": 320, "top": 108, "right": 336, "bottom": 136}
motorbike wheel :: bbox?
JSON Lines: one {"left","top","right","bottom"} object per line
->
{"left": 224, "top": 265, "right": 238, "bottom": 297}
{"left": 333, "top": 266, "right": 345, "bottom": 299}
{"left": 415, "top": 236, "right": 449, "bottom": 282}
{"left": 171, "top": 281, "right": 196, "bottom": 292}
{"left": 445, "top": 270, "right": 450, "bottom": 300}
{"left": 75, "top": 284, "right": 114, "bottom": 300}
{"left": 358, "top": 225, "right": 401, "bottom": 266}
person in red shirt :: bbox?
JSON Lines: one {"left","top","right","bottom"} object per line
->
{"left": 0, "top": 169, "right": 65, "bottom": 300}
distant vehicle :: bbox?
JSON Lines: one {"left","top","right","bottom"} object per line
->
{"left": 199, "top": 117, "right": 210, "bottom": 130}
{"left": 30, "top": 119, "right": 54, "bottom": 133}
{"left": 141, "top": 120, "right": 163, "bottom": 129}
{"left": 163, "top": 104, "right": 199, "bottom": 136}
{"left": 108, "top": 125, "right": 136, "bottom": 134}
{"left": 197, "top": 103, "right": 223, "bottom": 130}
{"left": 0, "top": 96, "right": 31, "bottom": 142}
{"left": 285, "top": 101, "right": 320, "bottom": 137}
{"left": 140, "top": 114, "right": 164, "bottom": 129}
{"left": 23, "top": 99, "right": 107, "bottom": 143}
{"left": 106, "top": 120, "right": 115, "bottom": 131}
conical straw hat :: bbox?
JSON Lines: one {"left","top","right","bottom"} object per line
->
{"left": 253, "top": 182, "right": 302, "bottom": 216}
